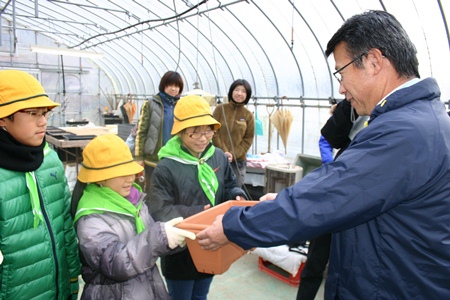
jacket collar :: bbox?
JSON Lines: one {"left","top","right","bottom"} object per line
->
{"left": 368, "top": 77, "right": 440, "bottom": 125}
{"left": 228, "top": 100, "right": 245, "bottom": 109}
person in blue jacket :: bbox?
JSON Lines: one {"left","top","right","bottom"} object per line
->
{"left": 299, "top": 99, "right": 370, "bottom": 300}
{"left": 318, "top": 135, "right": 333, "bottom": 164}
{"left": 298, "top": 99, "right": 359, "bottom": 300}
{"left": 197, "top": 10, "right": 450, "bottom": 299}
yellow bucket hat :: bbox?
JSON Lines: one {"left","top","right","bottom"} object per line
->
{"left": 171, "top": 95, "right": 221, "bottom": 134}
{"left": 0, "top": 70, "right": 59, "bottom": 119}
{"left": 78, "top": 134, "right": 144, "bottom": 183}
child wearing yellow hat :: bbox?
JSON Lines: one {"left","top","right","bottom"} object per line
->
{"left": 0, "top": 70, "right": 80, "bottom": 299}
{"left": 148, "top": 95, "right": 248, "bottom": 300}
{"left": 72, "top": 134, "right": 195, "bottom": 300}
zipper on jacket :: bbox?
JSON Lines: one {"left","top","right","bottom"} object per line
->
{"left": 37, "top": 185, "right": 60, "bottom": 299}
{"left": 160, "top": 99, "right": 164, "bottom": 142}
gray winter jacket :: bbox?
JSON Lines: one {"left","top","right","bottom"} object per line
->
{"left": 76, "top": 191, "right": 171, "bottom": 300}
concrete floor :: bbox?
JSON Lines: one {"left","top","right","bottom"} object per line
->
{"left": 78, "top": 251, "right": 325, "bottom": 300}
{"left": 207, "top": 252, "right": 325, "bottom": 300}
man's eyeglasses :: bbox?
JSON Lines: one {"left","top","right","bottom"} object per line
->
{"left": 17, "top": 109, "right": 53, "bottom": 120}
{"left": 186, "top": 130, "right": 216, "bottom": 140}
{"left": 333, "top": 52, "right": 366, "bottom": 83}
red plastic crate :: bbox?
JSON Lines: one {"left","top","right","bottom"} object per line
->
{"left": 258, "top": 257, "right": 305, "bottom": 287}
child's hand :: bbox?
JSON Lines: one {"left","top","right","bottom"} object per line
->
{"left": 164, "top": 217, "right": 196, "bottom": 249}
{"left": 224, "top": 152, "right": 233, "bottom": 163}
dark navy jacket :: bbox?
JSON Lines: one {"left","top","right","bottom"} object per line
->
{"left": 223, "top": 78, "right": 450, "bottom": 299}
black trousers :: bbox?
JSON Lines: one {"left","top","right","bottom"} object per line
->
{"left": 296, "top": 233, "right": 332, "bottom": 300}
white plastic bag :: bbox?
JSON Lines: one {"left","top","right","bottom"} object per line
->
{"left": 65, "top": 163, "right": 80, "bottom": 193}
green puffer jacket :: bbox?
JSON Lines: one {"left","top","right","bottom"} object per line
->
{"left": 0, "top": 145, "right": 81, "bottom": 299}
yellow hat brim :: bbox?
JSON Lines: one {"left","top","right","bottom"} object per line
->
{"left": 0, "top": 94, "right": 59, "bottom": 119}
{"left": 78, "top": 160, "right": 143, "bottom": 183}
{"left": 171, "top": 114, "right": 221, "bottom": 135}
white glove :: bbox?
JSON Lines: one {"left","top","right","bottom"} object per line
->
{"left": 164, "top": 217, "right": 196, "bottom": 249}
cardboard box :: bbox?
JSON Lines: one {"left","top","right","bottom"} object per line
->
{"left": 176, "top": 200, "right": 259, "bottom": 274}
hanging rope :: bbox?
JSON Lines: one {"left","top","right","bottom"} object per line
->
{"left": 206, "top": 1, "right": 220, "bottom": 96}
{"left": 140, "top": 26, "right": 144, "bottom": 65}
{"left": 174, "top": 0, "right": 182, "bottom": 71}
{"left": 195, "top": 5, "right": 200, "bottom": 85}
{"left": 291, "top": 0, "right": 295, "bottom": 50}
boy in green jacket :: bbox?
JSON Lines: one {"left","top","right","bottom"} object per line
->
{"left": 0, "top": 70, "right": 81, "bottom": 299}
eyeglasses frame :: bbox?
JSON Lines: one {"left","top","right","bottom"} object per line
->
{"left": 185, "top": 129, "right": 216, "bottom": 140}
{"left": 333, "top": 52, "right": 367, "bottom": 83}
{"left": 17, "top": 109, "right": 53, "bottom": 120}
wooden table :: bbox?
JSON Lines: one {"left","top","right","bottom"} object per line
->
{"left": 46, "top": 126, "right": 115, "bottom": 174}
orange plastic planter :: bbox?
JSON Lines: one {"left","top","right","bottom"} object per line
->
{"left": 176, "top": 200, "right": 259, "bottom": 275}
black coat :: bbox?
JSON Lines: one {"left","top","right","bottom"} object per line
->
{"left": 320, "top": 99, "right": 356, "bottom": 158}
{"left": 149, "top": 143, "right": 246, "bottom": 280}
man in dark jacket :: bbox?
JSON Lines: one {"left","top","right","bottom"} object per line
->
{"left": 197, "top": 10, "right": 450, "bottom": 299}
{"left": 297, "top": 99, "right": 368, "bottom": 300}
